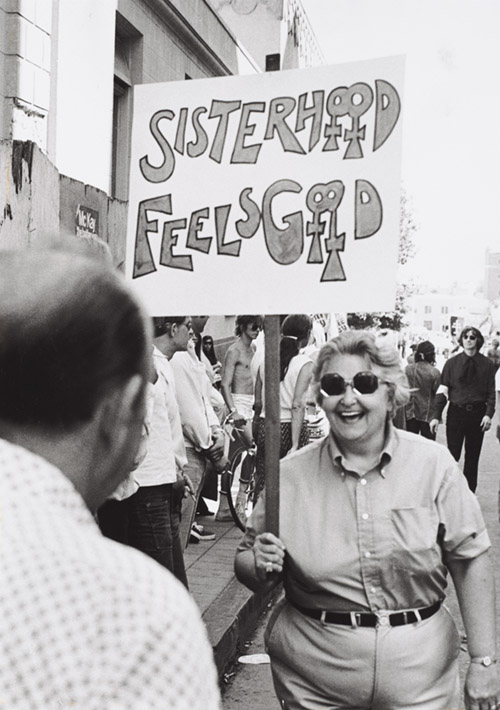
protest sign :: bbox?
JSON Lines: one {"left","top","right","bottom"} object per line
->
{"left": 126, "top": 56, "right": 404, "bottom": 315}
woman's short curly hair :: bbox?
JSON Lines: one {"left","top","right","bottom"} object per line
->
{"left": 313, "top": 330, "right": 410, "bottom": 415}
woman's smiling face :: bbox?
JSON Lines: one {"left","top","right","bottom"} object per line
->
{"left": 320, "top": 353, "right": 392, "bottom": 450}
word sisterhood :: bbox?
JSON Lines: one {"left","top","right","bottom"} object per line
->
{"left": 139, "top": 81, "right": 400, "bottom": 183}
{"left": 128, "top": 65, "right": 403, "bottom": 300}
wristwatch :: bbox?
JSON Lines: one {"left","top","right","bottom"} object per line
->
{"left": 470, "top": 656, "right": 497, "bottom": 667}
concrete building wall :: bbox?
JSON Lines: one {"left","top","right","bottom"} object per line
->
{"left": 0, "top": 0, "right": 52, "bottom": 145}
{"left": 0, "top": 137, "right": 127, "bottom": 268}
{"left": 0, "top": 139, "right": 60, "bottom": 247}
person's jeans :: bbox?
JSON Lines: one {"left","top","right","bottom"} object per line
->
{"left": 180, "top": 448, "right": 207, "bottom": 549}
{"left": 406, "top": 418, "right": 436, "bottom": 441}
{"left": 127, "top": 483, "right": 188, "bottom": 588}
{"left": 446, "top": 403, "right": 486, "bottom": 492}
{"left": 97, "top": 498, "right": 131, "bottom": 544}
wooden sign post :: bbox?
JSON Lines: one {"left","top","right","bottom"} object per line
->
{"left": 264, "top": 315, "right": 281, "bottom": 536}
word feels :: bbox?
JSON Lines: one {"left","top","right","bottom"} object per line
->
{"left": 132, "top": 178, "right": 382, "bottom": 283}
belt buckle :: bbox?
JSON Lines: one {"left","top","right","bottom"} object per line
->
{"left": 375, "top": 611, "right": 390, "bottom": 629}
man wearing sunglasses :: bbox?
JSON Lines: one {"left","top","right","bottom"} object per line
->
{"left": 430, "top": 326, "right": 496, "bottom": 492}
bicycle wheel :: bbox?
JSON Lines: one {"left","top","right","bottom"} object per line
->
{"left": 224, "top": 445, "right": 257, "bottom": 531}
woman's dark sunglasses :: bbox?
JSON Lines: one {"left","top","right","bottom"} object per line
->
{"left": 320, "top": 371, "right": 388, "bottom": 397}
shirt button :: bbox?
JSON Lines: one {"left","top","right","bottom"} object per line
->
{"left": 362, "top": 513, "right": 369, "bottom": 520}
{"left": 370, "top": 587, "right": 377, "bottom": 594}
{"left": 364, "top": 551, "right": 371, "bottom": 558}
{"left": 360, "top": 479, "right": 367, "bottom": 486}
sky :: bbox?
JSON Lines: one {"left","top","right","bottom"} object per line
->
{"left": 303, "top": 0, "right": 500, "bottom": 294}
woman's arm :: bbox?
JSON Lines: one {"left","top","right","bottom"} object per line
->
{"left": 448, "top": 553, "right": 500, "bottom": 708}
{"left": 234, "top": 532, "right": 286, "bottom": 593}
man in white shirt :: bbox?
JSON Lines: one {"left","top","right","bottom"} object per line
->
{"left": 121, "top": 317, "right": 194, "bottom": 585}
{"left": 0, "top": 249, "right": 221, "bottom": 710}
{"left": 171, "top": 339, "right": 227, "bottom": 547}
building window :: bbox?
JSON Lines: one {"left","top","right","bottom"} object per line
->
{"left": 111, "top": 78, "right": 130, "bottom": 199}
{"left": 111, "top": 14, "right": 143, "bottom": 200}
{"left": 424, "top": 305, "right": 432, "bottom": 314}
{"left": 441, "top": 306, "right": 448, "bottom": 314}
{"left": 424, "top": 321, "right": 432, "bottom": 330}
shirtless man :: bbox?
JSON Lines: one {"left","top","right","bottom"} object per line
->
{"left": 221, "top": 315, "right": 263, "bottom": 449}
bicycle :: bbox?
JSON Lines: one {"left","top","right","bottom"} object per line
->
{"left": 219, "top": 411, "right": 263, "bottom": 531}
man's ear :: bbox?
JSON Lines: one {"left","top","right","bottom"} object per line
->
{"left": 96, "top": 375, "right": 146, "bottom": 448}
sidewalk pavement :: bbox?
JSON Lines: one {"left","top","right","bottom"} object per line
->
{"left": 184, "top": 514, "right": 274, "bottom": 679}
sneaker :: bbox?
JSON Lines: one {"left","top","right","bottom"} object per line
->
{"left": 190, "top": 522, "right": 216, "bottom": 542}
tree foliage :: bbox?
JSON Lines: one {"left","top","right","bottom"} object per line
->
{"left": 347, "top": 189, "right": 417, "bottom": 331}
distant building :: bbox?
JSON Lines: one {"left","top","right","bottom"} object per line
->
{"left": 408, "top": 293, "right": 489, "bottom": 335}
{"left": 485, "top": 250, "right": 500, "bottom": 303}
{"left": 208, "top": 0, "right": 324, "bottom": 72}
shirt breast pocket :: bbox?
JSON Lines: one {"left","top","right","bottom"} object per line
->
{"left": 390, "top": 506, "right": 440, "bottom": 571}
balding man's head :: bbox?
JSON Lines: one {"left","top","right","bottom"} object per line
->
{"left": 0, "top": 249, "right": 150, "bottom": 430}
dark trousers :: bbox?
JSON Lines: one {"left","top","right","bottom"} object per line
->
{"left": 406, "top": 418, "right": 436, "bottom": 441}
{"left": 98, "top": 482, "right": 188, "bottom": 588}
{"left": 446, "top": 403, "right": 486, "bottom": 492}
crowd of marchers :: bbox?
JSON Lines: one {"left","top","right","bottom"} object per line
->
{"left": 2, "top": 239, "right": 500, "bottom": 710}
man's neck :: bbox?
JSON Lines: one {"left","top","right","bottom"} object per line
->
{"left": 240, "top": 332, "right": 253, "bottom": 348}
{"left": 154, "top": 335, "right": 176, "bottom": 360}
{"left": 0, "top": 421, "right": 95, "bottom": 507}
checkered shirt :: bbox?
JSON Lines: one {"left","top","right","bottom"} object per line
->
{"left": 0, "top": 438, "right": 221, "bottom": 710}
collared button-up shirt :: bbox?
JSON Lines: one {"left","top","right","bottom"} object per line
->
{"left": 133, "top": 346, "right": 188, "bottom": 487}
{"left": 0, "top": 438, "right": 220, "bottom": 710}
{"left": 436, "top": 351, "right": 496, "bottom": 418}
{"left": 238, "top": 426, "right": 489, "bottom": 612}
{"left": 170, "top": 351, "right": 220, "bottom": 451}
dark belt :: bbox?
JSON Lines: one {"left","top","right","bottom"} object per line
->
{"left": 288, "top": 599, "right": 441, "bottom": 628}
{"left": 451, "top": 401, "right": 486, "bottom": 413}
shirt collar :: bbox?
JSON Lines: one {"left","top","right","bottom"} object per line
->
{"left": 326, "top": 421, "right": 396, "bottom": 478}
{"left": 153, "top": 344, "right": 168, "bottom": 359}
{"left": 459, "top": 350, "right": 479, "bottom": 360}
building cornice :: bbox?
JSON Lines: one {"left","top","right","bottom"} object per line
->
{"left": 147, "top": 0, "right": 237, "bottom": 76}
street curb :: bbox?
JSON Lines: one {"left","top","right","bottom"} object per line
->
{"left": 202, "top": 576, "right": 278, "bottom": 679}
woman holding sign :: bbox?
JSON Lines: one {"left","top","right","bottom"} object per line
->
{"left": 235, "top": 330, "right": 500, "bottom": 710}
